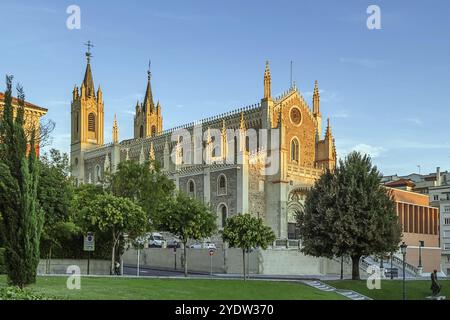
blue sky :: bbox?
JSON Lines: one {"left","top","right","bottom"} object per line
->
{"left": 1, "top": 0, "right": 450, "bottom": 176}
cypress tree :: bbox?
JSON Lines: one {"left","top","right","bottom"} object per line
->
{"left": 0, "top": 75, "right": 44, "bottom": 287}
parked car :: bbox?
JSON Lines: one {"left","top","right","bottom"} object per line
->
{"left": 148, "top": 233, "right": 166, "bottom": 248}
{"left": 167, "top": 238, "right": 181, "bottom": 248}
{"left": 189, "top": 243, "right": 203, "bottom": 249}
{"left": 204, "top": 242, "right": 217, "bottom": 250}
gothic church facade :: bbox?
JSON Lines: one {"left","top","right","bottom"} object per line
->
{"left": 70, "top": 52, "right": 337, "bottom": 240}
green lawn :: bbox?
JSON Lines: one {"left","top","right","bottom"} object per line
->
{"left": 326, "top": 279, "right": 450, "bottom": 300}
{"left": 0, "top": 275, "right": 345, "bottom": 300}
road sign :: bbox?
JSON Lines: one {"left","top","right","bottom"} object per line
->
{"left": 208, "top": 249, "right": 215, "bottom": 256}
{"left": 84, "top": 232, "right": 95, "bottom": 252}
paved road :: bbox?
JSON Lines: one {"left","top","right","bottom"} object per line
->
{"left": 124, "top": 265, "right": 211, "bottom": 277}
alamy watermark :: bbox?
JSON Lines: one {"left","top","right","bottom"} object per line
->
{"left": 66, "top": 265, "right": 81, "bottom": 290}
{"left": 367, "top": 5, "right": 382, "bottom": 30}
{"left": 66, "top": 5, "right": 81, "bottom": 30}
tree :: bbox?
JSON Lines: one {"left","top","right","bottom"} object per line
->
{"left": 110, "top": 160, "right": 175, "bottom": 227}
{"left": 0, "top": 75, "right": 44, "bottom": 287}
{"left": 38, "top": 149, "right": 79, "bottom": 269}
{"left": 160, "top": 192, "right": 216, "bottom": 277}
{"left": 84, "top": 193, "right": 148, "bottom": 274}
{"left": 222, "top": 214, "right": 275, "bottom": 280}
{"left": 298, "top": 151, "right": 402, "bottom": 280}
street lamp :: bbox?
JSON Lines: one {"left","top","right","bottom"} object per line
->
{"left": 400, "top": 242, "right": 408, "bottom": 300}
{"left": 418, "top": 240, "right": 424, "bottom": 269}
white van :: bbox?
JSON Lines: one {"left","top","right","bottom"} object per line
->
{"left": 148, "top": 232, "right": 166, "bottom": 248}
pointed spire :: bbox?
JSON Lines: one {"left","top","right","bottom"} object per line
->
{"left": 112, "top": 114, "right": 119, "bottom": 144}
{"left": 313, "top": 80, "right": 320, "bottom": 115}
{"left": 264, "top": 61, "right": 271, "bottom": 100}
{"left": 325, "top": 118, "right": 332, "bottom": 139}
{"left": 83, "top": 42, "right": 95, "bottom": 98}
{"left": 240, "top": 112, "right": 246, "bottom": 131}
{"left": 143, "top": 60, "right": 154, "bottom": 113}
{"left": 104, "top": 154, "right": 111, "bottom": 173}
{"left": 149, "top": 142, "right": 155, "bottom": 162}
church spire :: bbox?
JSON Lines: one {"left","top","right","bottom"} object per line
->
{"left": 325, "top": 118, "right": 333, "bottom": 139}
{"left": 143, "top": 60, "right": 154, "bottom": 113}
{"left": 313, "top": 80, "right": 320, "bottom": 115}
{"left": 263, "top": 61, "right": 271, "bottom": 100}
{"left": 83, "top": 41, "right": 95, "bottom": 98}
{"left": 112, "top": 114, "right": 119, "bottom": 144}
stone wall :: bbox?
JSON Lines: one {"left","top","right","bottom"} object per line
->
{"left": 37, "top": 259, "right": 110, "bottom": 275}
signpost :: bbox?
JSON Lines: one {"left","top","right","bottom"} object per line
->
{"left": 83, "top": 232, "right": 95, "bottom": 275}
{"left": 174, "top": 244, "right": 178, "bottom": 270}
{"left": 208, "top": 249, "right": 215, "bottom": 277}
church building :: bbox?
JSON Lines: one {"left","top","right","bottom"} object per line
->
{"left": 70, "top": 48, "right": 337, "bottom": 240}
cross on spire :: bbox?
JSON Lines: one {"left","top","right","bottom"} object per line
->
{"left": 84, "top": 40, "right": 94, "bottom": 63}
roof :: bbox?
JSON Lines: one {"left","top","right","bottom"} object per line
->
{"left": 0, "top": 92, "right": 48, "bottom": 113}
{"left": 384, "top": 178, "right": 415, "bottom": 188}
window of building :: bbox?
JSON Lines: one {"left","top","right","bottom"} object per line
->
{"left": 444, "top": 243, "right": 450, "bottom": 251}
{"left": 88, "top": 113, "right": 96, "bottom": 132}
{"left": 445, "top": 218, "right": 450, "bottom": 225}
{"left": 187, "top": 180, "right": 195, "bottom": 198}
{"left": 139, "top": 125, "right": 144, "bottom": 138}
{"left": 288, "top": 223, "right": 300, "bottom": 240}
{"left": 291, "top": 138, "right": 299, "bottom": 163}
{"left": 151, "top": 125, "right": 156, "bottom": 137}
{"left": 433, "top": 195, "right": 439, "bottom": 201}
{"left": 444, "top": 230, "right": 450, "bottom": 238}
{"left": 95, "top": 165, "right": 101, "bottom": 183}
{"left": 218, "top": 174, "right": 227, "bottom": 196}
{"left": 221, "top": 205, "right": 227, "bottom": 228}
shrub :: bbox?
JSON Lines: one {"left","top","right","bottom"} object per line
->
{"left": 0, "top": 248, "right": 5, "bottom": 274}
{"left": 0, "top": 287, "right": 55, "bottom": 300}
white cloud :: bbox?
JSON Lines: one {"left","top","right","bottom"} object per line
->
{"left": 405, "top": 117, "right": 423, "bottom": 126}
{"left": 350, "top": 143, "right": 385, "bottom": 158}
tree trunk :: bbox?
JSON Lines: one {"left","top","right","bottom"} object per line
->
{"left": 242, "top": 249, "right": 246, "bottom": 281}
{"left": 351, "top": 255, "right": 361, "bottom": 280}
{"left": 111, "top": 233, "right": 116, "bottom": 275}
{"left": 184, "top": 241, "right": 188, "bottom": 277}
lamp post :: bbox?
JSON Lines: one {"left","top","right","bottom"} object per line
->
{"left": 400, "top": 242, "right": 408, "bottom": 300}
{"left": 418, "top": 240, "right": 424, "bottom": 270}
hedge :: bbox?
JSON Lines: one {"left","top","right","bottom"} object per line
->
{"left": 0, "top": 247, "right": 5, "bottom": 274}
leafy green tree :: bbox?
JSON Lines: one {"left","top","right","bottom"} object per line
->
{"left": 38, "top": 149, "right": 79, "bottom": 268}
{"left": 84, "top": 193, "right": 148, "bottom": 274}
{"left": 298, "top": 152, "right": 402, "bottom": 280}
{"left": 110, "top": 160, "right": 175, "bottom": 227}
{"left": 0, "top": 75, "right": 44, "bottom": 287}
{"left": 222, "top": 214, "right": 275, "bottom": 280}
{"left": 160, "top": 192, "right": 216, "bottom": 277}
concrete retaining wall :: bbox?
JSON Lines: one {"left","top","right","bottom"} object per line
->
{"left": 37, "top": 259, "right": 111, "bottom": 275}
{"left": 122, "top": 247, "right": 355, "bottom": 276}
{"left": 122, "top": 248, "right": 258, "bottom": 274}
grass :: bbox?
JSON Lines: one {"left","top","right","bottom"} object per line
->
{"left": 326, "top": 279, "right": 450, "bottom": 300}
{"left": 0, "top": 275, "right": 346, "bottom": 300}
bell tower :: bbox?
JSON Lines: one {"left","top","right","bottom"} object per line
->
{"left": 134, "top": 61, "right": 163, "bottom": 139}
{"left": 71, "top": 41, "right": 104, "bottom": 184}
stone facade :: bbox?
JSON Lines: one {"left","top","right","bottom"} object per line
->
{"left": 70, "top": 53, "right": 337, "bottom": 240}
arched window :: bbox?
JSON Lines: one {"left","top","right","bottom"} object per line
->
{"left": 221, "top": 205, "right": 228, "bottom": 227}
{"left": 95, "top": 165, "right": 101, "bottom": 183}
{"left": 291, "top": 138, "right": 299, "bottom": 163}
{"left": 218, "top": 204, "right": 228, "bottom": 228}
{"left": 187, "top": 179, "right": 195, "bottom": 198}
{"left": 139, "top": 125, "right": 144, "bottom": 138}
{"left": 218, "top": 174, "right": 227, "bottom": 196}
{"left": 151, "top": 126, "right": 156, "bottom": 137}
{"left": 88, "top": 113, "right": 96, "bottom": 132}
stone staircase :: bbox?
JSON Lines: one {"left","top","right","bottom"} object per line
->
{"left": 302, "top": 280, "right": 372, "bottom": 300}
